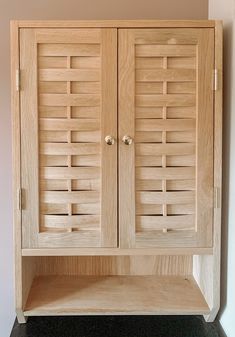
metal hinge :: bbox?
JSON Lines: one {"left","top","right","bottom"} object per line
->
{"left": 213, "top": 69, "right": 218, "bottom": 91}
{"left": 16, "top": 69, "right": 20, "bottom": 91}
{"left": 18, "top": 188, "right": 22, "bottom": 210}
{"left": 214, "top": 187, "right": 221, "bottom": 209}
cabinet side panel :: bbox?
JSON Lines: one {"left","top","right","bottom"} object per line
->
{"left": 193, "top": 21, "right": 223, "bottom": 322}
{"left": 20, "top": 29, "right": 39, "bottom": 248}
{"left": 11, "top": 21, "right": 24, "bottom": 318}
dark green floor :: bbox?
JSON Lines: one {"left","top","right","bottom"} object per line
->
{"left": 10, "top": 316, "right": 225, "bottom": 337}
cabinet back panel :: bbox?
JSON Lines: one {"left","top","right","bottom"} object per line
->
{"left": 35, "top": 256, "right": 192, "bottom": 276}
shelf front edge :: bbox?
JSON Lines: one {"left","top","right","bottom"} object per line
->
{"left": 22, "top": 247, "right": 213, "bottom": 256}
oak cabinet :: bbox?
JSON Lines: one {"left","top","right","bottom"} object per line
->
{"left": 11, "top": 20, "right": 222, "bottom": 323}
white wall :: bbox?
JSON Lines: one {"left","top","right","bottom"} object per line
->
{"left": 209, "top": 1, "right": 235, "bottom": 336}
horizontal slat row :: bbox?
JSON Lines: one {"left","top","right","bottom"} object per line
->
{"left": 136, "top": 191, "right": 195, "bottom": 204}
{"left": 136, "top": 215, "right": 195, "bottom": 231}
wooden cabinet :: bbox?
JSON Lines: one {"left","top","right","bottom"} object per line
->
{"left": 11, "top": 20, "right": 222, "bottom": 323}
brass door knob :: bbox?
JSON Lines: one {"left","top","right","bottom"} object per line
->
{"left": 105, "top": 135, "right": 115, "bottom": 145}
{"left": 122, "top": 135, "right": 133, "bottom": 145}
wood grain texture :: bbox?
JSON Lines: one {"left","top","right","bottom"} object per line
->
{"left": 118, "top": 27, "right": 214, "bottom": 249}
{"left": 24, "top": 275, "right": 209, "bottom": 316}
{"left": 14, "top": 20, "right": 216, "bottom": 28}
{"left": 11, "top": 20, "right": 27, "bottom": 324}
{"left": 194, "top": 20, "right": 223, "bottom": 322}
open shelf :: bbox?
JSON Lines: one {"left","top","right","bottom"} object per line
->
{"left": 24, "top": 275, "right": 210, "bottom": 316}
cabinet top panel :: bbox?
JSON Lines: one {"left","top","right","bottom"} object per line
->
{"left": 11, "top": 20, "right": 218, "bottom": 29}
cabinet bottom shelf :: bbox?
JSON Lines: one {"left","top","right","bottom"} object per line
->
{"left": 24, "top": 275, "right": 210, "bottom": 316}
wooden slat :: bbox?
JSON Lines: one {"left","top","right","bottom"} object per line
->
{"left": 136, "top": 204, "right": 162, "bottom": 215}
{"left": 136, "top": 167, "right": 195, "bottom": 180}
{"left": 136, "top": 94, "right": 195, "bottom": 107}
{"left": 40, "top": 130, "right": 100, "bottom": 143}
{"left": 38, "top": 56, "right": 67, "bottom": 69}
{"left": 167, "top": 204, "right": 195, "bottom": 215}
{"left": 39, "top": 94, "right": 100, "bottom": 106}
{"left": 136, "top": 119, "right": 195, "bottom": 131}
{"left": 40, "top": 179, "right": 100, "bottom": 192}
{"left": 73, "top": 203, "right": 100, "bottom": 214}
{"left": 135, "top": 131, "right": 162, "bottom": 143}
{"left": 135, "top": 45, "right": 196, "bottom": 57}
{"left": 136, "top": 179, "right": 162, "bottom": 191}
{"left": 39, "top": 69, "right": 100, "bottom": 81}
{"left": 136, "top": 69, "right": 196, "bottom": 82}
{"left": 39, "top": 106, "right": 67, "bottom": 118}
{"left": 39, "top": 81, "right": 67, "bottom": 94}
{"left": 40, "top": 179, "right": 69, "bottom": 191}
{"left": 71, "top": 56, "right": 100, "bottom": 68}
{"left": 42, "top": 215, "right": 100, "bottom": 229}
{"left": 167, "top": 107, "right": 196, "bottom": 119}
{"left": 71, "top": 82, "right": 100, "bottom": 94}
{"left": 71, "top": 155, "right": 100, "bottom": 167}
{"left": 167, "top": 82, "right": 196, "bottom": 94}
{"left": 136, "top": 215, "right": 195, "bottom": 231}
{"left": 136, "top": 82, "right": 163, "bottom": 94}
{"left": 167, "top": 57, "right": 196, "bottom": 69}
{"left": 166, "top": 131, "right": 195, "bottom": 143}
{"left": 136, "top": 191, "right": 195, "bottom": 204}
{"left": 41, "top": 203, "right": 68, "bottom": 214}
{"left": 38, "top": 43, "right": 100, "bottom": 56}
{"left": 166, "top": 180, "right": 195, "bottom": 191}
{"left": 41, "top": 167, "right": 100, "bottom": 179}
{"left": 40, "top": 118, "right": 100, "bottom": 131}
{"left": 72, "top": 179, "right": 100, "bottom": 191}
{"left": 135, "top": 155, "right": 195, "bottom": 167}
{"left": 135, "top": 57, "right": 163, "bottom": 69}
{"left": 135, "top": 107, "right": 163, "bottom": 119}
{"left": 136, "top": 143, "right": 195, "bottom": 156}
{"left": 40, "top": 155, "right": 67, "bottom": 167}
{"left": 40, "top": 131, "right": 67, "bottom": 143}
{"left": 166, "top": 155, "right": 195, "bottom": 167}
{"left": 72, "top": 131, "right": 101, "bottom": 143}
{"left": 40, "top": 143, "right": 100, "bottom": 155}
{"left": 135, "top": 155, "right": 162, "bottom": 167}
{"left": 71, "top": 106, "right": 100, "bottom": 118}
{"left": 41, "top": 155, "right": 101, "bottom": 167}
{"left": 41, "top": 191, "right": 99, "bottom": 203}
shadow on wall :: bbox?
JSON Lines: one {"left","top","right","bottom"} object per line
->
{"left": 218, "top": 19, "right": 234, "bottom": 319}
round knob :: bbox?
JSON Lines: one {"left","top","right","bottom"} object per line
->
{"left": 105, "top": 135, "right": 115, "bottom": 145}
{"left": 122, "top": 135, "right": 133, "bottom": 145}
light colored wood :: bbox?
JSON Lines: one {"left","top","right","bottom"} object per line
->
{"left": 24, "top": 275, "right": 209, "bottom": 316}
{"left": 22, "top": 247, "right": 213, "bottom": 256}
{"left": 20, "top": 28, "right": 117, "bottom": 248}
{"left": 194, "top": 20, "right": 223, "bottom": 322}
{"left": 20, "top": 29, "right": 39, "bottom": 249}
{"left": 14, "top": 20, "right": 217, "bottom": 28}
{"left": 118, "top": 29, "right": 136, "bottom": 248}
{"left": 119, "top": 27, "right": 214, "bottom": 249}
{"left": 12, "top": 21, "right": 222, "bottom": 322}
{"left": 11, "top": 20, "right": 28, "bottom": 324}
{"left": 100, "top": 29, "right": 117, "bottom": 246}
{"left": 34, "top": 256, "right": 192, "bottom": 276}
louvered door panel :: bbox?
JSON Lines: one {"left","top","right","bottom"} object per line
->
{"left": 119, "top": 29, "right": 214, "bottom": 248}
{"left": 21, "top": 29, "right": 117, "bottom": 248}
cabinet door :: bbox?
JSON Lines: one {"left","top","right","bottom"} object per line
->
{"left": 119, "top": 28, "right": 214, "bottom": 248}
{"left": 20, "top": 28, "right": 117, "bottom": 248}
